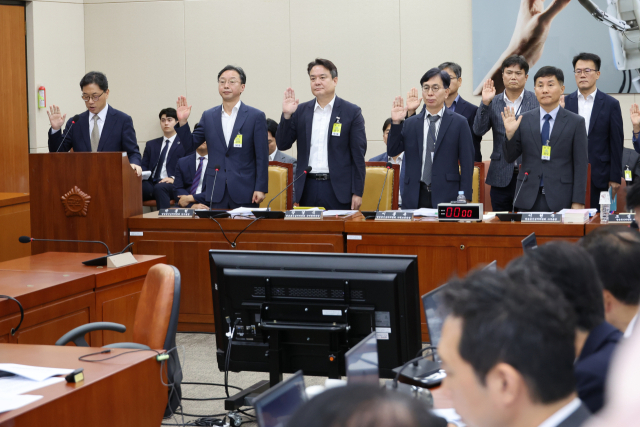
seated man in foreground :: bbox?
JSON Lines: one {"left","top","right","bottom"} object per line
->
{"left": 174, "top": 140, "right": 209, "bottom": 209}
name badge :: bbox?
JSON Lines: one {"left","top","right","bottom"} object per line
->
{"left": 625, "top": 167, "right": 632, "bottom": 181}
{"left": 541, "top": 145, "right": 551, "bottom": 161}
{"left": 332, "top": 123, "right": 342, "bottom": 136}
{"left": 234, "top": 134, "right": 242, "bottom": 148}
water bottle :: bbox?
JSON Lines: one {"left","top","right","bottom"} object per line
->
{"left": 601, "top": 203, "right": 610, "bottom": 224}
{"left": 457, "top": 191, "right": 466, "bottom": 203}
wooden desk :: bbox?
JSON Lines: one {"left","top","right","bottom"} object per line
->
{"left": 585, "top": 214, "right": 634, "bottom": 234}
{"left": 0, "top": 344, "right": 167, "bottom": 427}
{"left": 128, "top": 212, "right": 348, "bottom": 332}
{"left": 0, "top": 193, "right": 30, "bottom": 262}
{"left": 0, "top": 252, "right": 166, "bottom": 346}
{"left": 345, "top": 217, "right": 585, "bottom": 340}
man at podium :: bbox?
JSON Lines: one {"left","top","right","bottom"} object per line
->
{"left": 46, "top": 71, "right": 142, "bottom": 176}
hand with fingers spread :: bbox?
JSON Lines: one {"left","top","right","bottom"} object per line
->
{"left": 176, "top": 96, "right": 192, "bottom": 127}
{"left": 501, "top": 106, "right": 523, "bottom": 140}
{"left": 47, "top": 105, "right": 67, "bottom": 131}
{"left": 406, "top": 87, "right": 422, "bottom": 117}
{"left": 631, "top": 104, "right": 640, "bottom": 135}
{"left": 391, "top": 96, "right": 408, "bottom": 124}
{"left": 282, "top": 88, "right": 299, "bottom": 120}
{"left": 481, "top": 79, "right": 497, "bottom": 106}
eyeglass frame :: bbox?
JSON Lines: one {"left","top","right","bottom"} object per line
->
{"left": 574, "top": 68, "right": 599, "bottom": 75}
{"left": 81, "top": 92, "right": 105, "bottom": 102}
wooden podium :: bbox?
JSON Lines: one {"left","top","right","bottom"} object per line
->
{"left": 29, "top": 153, "right": 142, "bottom": 255}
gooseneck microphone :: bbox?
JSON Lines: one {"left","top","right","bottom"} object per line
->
{"left": 56, "top": 115, "right": 80, "bottom": 152}
{"left": 253, "top": 167, "right": 312, "bottom": 219}
{"left": 374, "top": 162, "right": 393, "bottom": 213}
{"left": 512, "top": 171, "right": 529, "bottom": 213}
{"left": 266, "top": 166, "right": 312, "bottom": 210}
{"left": 19, "top": 235, "right": 111, "bottom": 254}
{"left": 208, "top": 164, "right": 221, "bottom": 211}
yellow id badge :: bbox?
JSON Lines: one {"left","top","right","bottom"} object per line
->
{"left": 541, "top": 145, "right": 551, "bottom": 161}
{"left": 332, "top": 123, "right": 342, "bottom": 136}
{"left": 625, "top": 168, "right": 632, "bottom": 181}
{"left": 234, "top": 134, "right": 242, "bottom": 148}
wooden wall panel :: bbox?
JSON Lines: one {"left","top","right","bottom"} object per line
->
{"left": 0, "top": 195, "right": 30, "bottom": 262}
{"left": 0, "top": 5, "right": 29, "bottom": 193}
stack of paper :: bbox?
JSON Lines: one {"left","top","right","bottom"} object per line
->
{"left": 322, "top": 210, "right": 358, "bottom": 217}
{"left": 228, "top": 207, "right": 268, "bottom": 218}
{"left": 558, "top": 209, "right": 590, "bottom": 224}
{"left": 0, "top": 364, "right": 74, "bottom": 414}
{"left": 409, "top": 208, "right": 438, "bottom": 217}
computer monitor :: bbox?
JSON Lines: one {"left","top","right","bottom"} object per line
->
{"left": 209, "top": 250, "right": 421, "bottom": 380}
{"left": 345, "top": 332, "right": 379, "bottom": 384}
{"left": 254, "top": 370, "right": 307, "bottom": 427}
{"left": 522, "top": 232, "right": 538, "bottom": 251}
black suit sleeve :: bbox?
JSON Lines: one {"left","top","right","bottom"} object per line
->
{"left": 609, "top": 99, "right": 624, "bottom": 184}
{"left": 503, "top": 122, "right": 523, "bottom": 163}
{"left": 573, "top": 118, "right": 589, "bottom": 204}
{"left": 350, "top": 108, "right": 367, "bottom": 197}
{"left": 276, "top": 112, "right": 298, "bottom": 151}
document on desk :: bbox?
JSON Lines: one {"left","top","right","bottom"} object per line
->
{"left": 0, "top": 393, "right": 43, "bottom": 414}
{"left": 0, "top": 364, "right": 73, "bottom": 382}
{"left": 0, "top": 376, "right": 65, "bottom": 395}
{"left": 410, "top": 208, "right": 438, "bottom": 217}
{"left": 322, "top": 210, "right": 358, "bottom": 217}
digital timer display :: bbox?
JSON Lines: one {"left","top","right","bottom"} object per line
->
{"left": 437, "top": 203, "right": 483, "bottom": 221}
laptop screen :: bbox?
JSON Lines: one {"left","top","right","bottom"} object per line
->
{"left": 254, "top": 370, "right": 307, "bottom": 427}
{"left": 522, "top": 232, "right": 538, "bottom": 251}
{"left": 345, "top": 332, "right": 379, "bottom": 384}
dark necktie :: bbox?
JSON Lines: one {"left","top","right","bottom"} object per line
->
{"left": 190, "top": 157, "right": 206, "bottom": 195}
{"left": 153, "top": 140, "right": 170, "bottom": 183}
{"left": 540, "top": 114, "right": 551, "bottom": 187}
{"left": 421, "top": 114, "right": 441, "bottom": 185}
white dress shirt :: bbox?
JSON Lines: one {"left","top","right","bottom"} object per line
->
{"left": 309, "top": 96, "right": 336, "bottom": 174}
{"left": 221, "top": 100, "right": 242, "bottom": 146}
{"left": 195, "top": 154, "right": 209, "bottom": 194}
{"left": 269, "top": 147, "right": 278, "bottom": 162}
{"left": 540, "top": 105, "right": 561, "bottom": 141}
{"left": 89, "top": 104, "right": 109, "bottom": 140}
{"left": 577, "top": 88, "right": 597, "bottom": 135}
{"left": 504, "top": 90, "right": 524, "bottom": 116}
{"left": 536, "top": 398, "right": 581, "bottom": 427}
{"left": 153, "top": 133, "right": 177, "bottom": 180}
{"left": 624, "top": 312, "right": 638, "bottom": 338}
{"left": 422, "top": 105, "right": 446, "bottom": 181}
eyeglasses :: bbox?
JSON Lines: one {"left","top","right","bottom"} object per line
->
{"left": 81, "top": 92, "right": 105, "bottom": 102}
{"left": 218, "top": 79, "right": 241, "bottom": 85}
{"left": 422, "top": 85, "right": 442, "bottom": 93}
{"left": 574, "top": 69, "right": 597, "bottom": 75}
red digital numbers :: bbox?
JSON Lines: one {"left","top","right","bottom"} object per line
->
{"left": 446, "top": 207, "right": 452, "bottom": 217}
{"left": 444, "top": 207, "right": 475, "bottom": 218}
{"left": 454, "top": 207, "right": 460, "bottom": 217}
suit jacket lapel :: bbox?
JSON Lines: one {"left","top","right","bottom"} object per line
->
{"left": 211, "top": 106, "right": 226, "bottom": 152}
{"left": 327, "top": 97, "right": 342, "bottom": 144}
{"left": 550, "top": 108, "right": 568, "bottom": 147}
{"left": 189, "top": 153, "right": 197, "bottom": 183}
{"left": 98, "top": 107, "right": 117, "bottom": 151}
{"left": 79, "top": 111, "right": 91, "bottom": 151}
{"left": 433, "top": 109, "right": 452, "bottom": 156}
{"left": 227, "top": 103, "right": 248, "bottom": 153}
{"left": 529, "top": 107, "right": 542, "bottom": 151}
{"left": 167, "top": 135, "right": 181, "bottom": 160}
{"left": 588, "top": 90, "right": 605, "bottom": 135}
{"left": 565, "top": 91, "right": 578, "bottom": 113}
{"left": 305, "top": 102, "right": 314, "bottom": 158}
{"left": 417, "top": 109, "right": 425, "bottom": 160}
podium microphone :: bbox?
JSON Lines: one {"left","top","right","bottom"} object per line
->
{"left": 497, "top": 171, "right": 529, "bottom": 222}
{"left": 512, "top": 171, "right": 529, "bottom": 213}
{"left": 19, "top": 236, "right": 134, "bottom": 266}
{"left": 363, "top": 162, "right": 393, "bottom": 220}
{"left": 55, "top": 115, "right": 80, "bottom": 152}
{"left": 254, "top": 166, "right": 312, "bottom": 219}
{"left": 208, "top": 164, "right": 221, "bottom": 211}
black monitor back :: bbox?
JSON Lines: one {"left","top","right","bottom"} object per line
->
{"left": 209, "top": 250, "right": 421, "bottom": 379}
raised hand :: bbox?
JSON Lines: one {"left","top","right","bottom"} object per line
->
{"left": 501, "top": 106, "right": 523, "bottom": 140}
{"left": 176, "top": 96, "right": 192, "bottom": 126}
{"left": 391, "top": 96, "right": 407, "bottom": 124}
{"left": 481, "top": 79, "right": 496, "bottom": 106}
{"left": 559, "top": 95, "right": 565, "bottom": 109}
{"left": 406, "top": 87, "right": 422, "bottom": 116}
{"left": 282, "top": 88, "right": 299, "bottom": 120}
{"left": 47, "top": 105, "right": 67, "bottom": 131}
{"left": 631, "top": 104, "right": 640, "bottom": 133}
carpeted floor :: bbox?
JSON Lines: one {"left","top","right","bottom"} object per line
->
{"left": 161, "top": 332, "right": 329, "bottom": 427}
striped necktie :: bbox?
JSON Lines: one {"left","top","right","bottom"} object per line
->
{"left": 190, "top": 157, "right": 206, "bottom": 195}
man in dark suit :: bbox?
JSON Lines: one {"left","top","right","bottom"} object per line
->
{"left": 276, "top": 58, "right": 367, "bottom": 210}
{"left": 369, "top": 118, "right": 405, "bottom": 207}
{"left": 387, "top": 68, "right": 475, "bottom": 209}
{"left": 267, "top": 119, "right": 297, "bottom": 175}
{"left": 174, "top": 65, "right": 268, "bottom": 209}
{"left": 508, "top": 242, "right": 622, "bottom": 413}
{"left": 174, "top": 140, "right": 209, "bottom": 209}
{"left": 473, "top": 55, "right": 540, "bottom": 211}
{"left": 440, "top": 269, "right": 591, "bottom": 427}
{"left": 503, "top": 66, "right": 588, "bottom": 211}
{"left": 562, "top": 53, "right": 624, "bottom": 211}
{"left": 47, "top": 71, "right": 142, "bottom": 175}
{"left": 140, "top": 108, "right": 191, "bottom": 209}
{"left": 438, "top": 62, "right": 483, "bottom": 162}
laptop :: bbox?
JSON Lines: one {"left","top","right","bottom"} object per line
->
{"left": 345, "top": 332, "right": 379, "bottom": 384}
{"left": 521, "top": 232, "right": 538, "bottom": 251}
{"left": 253, "top": 370, "right": 307, "bottom": 427}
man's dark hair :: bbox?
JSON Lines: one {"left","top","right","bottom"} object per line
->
{"left": 286, "top": 384, "right": 441, "bottom": 427}
{"left": 507, "top": 241, "right": 604, "bottom": 331}
{"left": 307, "top": 58, "right": 338, "bottom": 79}
{"left": 420, "top": 68, "right": 451, "bottom": 89}
{"left": 442, "top": 269, "right": 576, "bottom": 404}
{"left": 266, "top": 118, "right": 278, "bottom": 137}
{"left": 217, "top": 65, "right": 246, "bottom": 84}
{"left": 580, "top": 226, "right": 640, "bottom": 305}
{"left": 80, "top": 71, "right": 108, "bottom": 91}
{"left": 382, "top": 118, "right": 392, "bottom": 133}
{"left": 572, "top": 52, "right": 601, "bottom": 71}
{"left": 501, "top": 55, "right": 530, "bottom": 75}
{"left": 158, "top": 108, "right": 177, "bottom": 121}
{"left": 534, "top": 66, "right": 565, "bottom": 85}
{"left": 439, "top": 62, "right": 462, "bottom": 79}
{"left": 626, "top": 182, "right": 640, "bottom": 210}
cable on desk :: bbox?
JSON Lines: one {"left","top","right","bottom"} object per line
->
{"left": 78, "top": 348, "right": 160, "bottom": 362}
{"left": 0, "top": 295, "right": 24, "bottom": 335}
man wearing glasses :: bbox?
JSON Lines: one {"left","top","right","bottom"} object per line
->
{"left": 47, "top": 71, "right": 142, "bottom": 175}
{"left": 388, "top": 68, "right": 475, "bottom": 209}
{"left": 562, "top": 53, "right": 624, "bottom": 210}
{"left": 174, "top": 65, "right": 268, "bottom": 208}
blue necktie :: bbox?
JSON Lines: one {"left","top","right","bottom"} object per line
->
{"left": 190, "top": 157, "right": 205, "bottom": 195}
{"left": 153, "top": 140, "right": 170, "bottom": 182}
{"left": 540, "top": 114, "right": 551, "bottom": 187}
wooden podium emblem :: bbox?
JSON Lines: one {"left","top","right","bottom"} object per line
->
{"left": 61, "top": 186, "right": 91, "bottom": 217}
